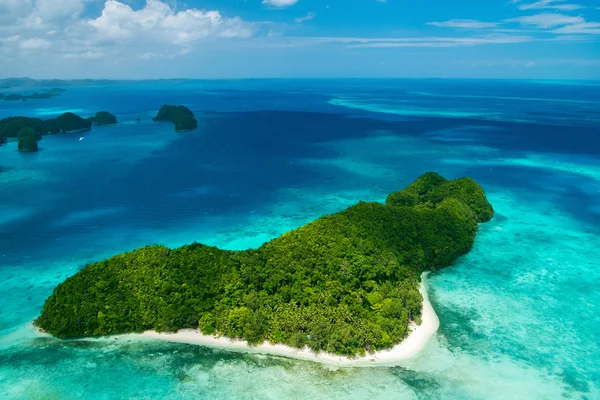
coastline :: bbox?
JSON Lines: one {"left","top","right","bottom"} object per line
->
{"left": 136, "top": 272, "right": 439, "bottom": 367}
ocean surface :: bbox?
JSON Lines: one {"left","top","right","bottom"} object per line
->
{"left": 0, "top": 79, "right": 599, "bottom": 399}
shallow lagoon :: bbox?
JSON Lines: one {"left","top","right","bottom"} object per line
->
{"left": 1, "top": 80, "right": 599, "bottom": 399}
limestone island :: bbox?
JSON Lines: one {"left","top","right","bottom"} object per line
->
{"left": 153, "top": 105, "right": 198, "bottom": 132}
{"left": 17, "top": 127, "right": 41, "bottom": 152}
{"left": 0, "top": 88, "right": 65, "bottom": 101}
{"left": 90, "top": 111, "right": 118, "bottom": 126}
{"left": 0, "top": 113, "right": 91, "bottom": 138}
{"left": 0, "top": 111, "right": 118, "bottom": 151}
{"left": 35, "top": 173, "right": 493, "bottom": 363}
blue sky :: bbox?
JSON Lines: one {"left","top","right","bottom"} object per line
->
{"left": 0, "top": 0, "right": 599, "bottom": 79}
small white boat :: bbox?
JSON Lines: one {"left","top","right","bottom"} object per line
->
{"left": 79, "top": 137, "right": 85, "bottom": 141}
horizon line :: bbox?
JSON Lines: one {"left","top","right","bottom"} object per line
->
{"left": 2, "top": 77, "right": 600, "bottom": 82}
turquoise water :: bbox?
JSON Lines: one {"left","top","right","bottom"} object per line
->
{"left": 1, "top": 80, "right": 599, "bottom": 399}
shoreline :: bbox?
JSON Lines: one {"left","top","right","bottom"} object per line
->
{"left": 134, "top": 272, "right": 439, "bottom": 367}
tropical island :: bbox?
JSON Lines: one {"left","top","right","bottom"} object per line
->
{"left": 0, "top": 111, "right": 118, "bottom": 151}
{"left": 91, "top": 111, "right": 117, "bottom": 126}
{"left": 0, "top": 88, "right": 65, "bottom": 101}
{"left": 153, "top": 105, "right": 198, "bottom": 132}
{"left": 0, "top": 112, "right": 92, "bottom": 138}
{"left": 35, "top": 173, "right": 493, "bottom": 359}
{"left": 17, "top": 127, "right": 41, "bottom": 152}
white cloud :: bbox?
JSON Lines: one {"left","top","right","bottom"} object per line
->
{"left": 505, "top": 13, "right": 584, "bottom": 28}
{"left": 19, "top": 37, "right": 52, "bottom": 50}
{"left": 503, "top": 11, "right": 600, "bottom": 35}
{"left": 0, "top": 0, "right": 257, "bottom": 67}
{"left": 295, "top": 12, "right": 316, "bottom": 23}
{"left": 348, "top": 36, "right": 532, "bottom": 48}
{"left": 0, "top": 0, "right": 84, "bottom": 27}
{"left": 0, "top": 0, "right": 33, "bottom": 23}
{"left": 32, "top": 0, "right": 84, "bottom": 22}
{"left": 427, "top": 19, "right": 499, "bottom": 29}
{"left": 263, "top": 0, "right": 298, "bottom": 8}
{"left": 0, "top": 35, "right": 21, "bottom": 44}
{"left": 87, "top": 0, "right": 253, "bottom": 44}
{"left": 272, "top": 35, "right": 534, "bottom": 48}
{"left": 516, "top": 0, "right": 583, "bottom": 11}
{"left": 449, "top": 57, "right": 600, "bottom": 68}
{"left": 1, "top": 0, "right": 597, "bottom": 78}
{"left": 63, "top": 49, "right": 104, "bottom": 59}
{"left": 552, "top": 22, "right": 600, "bottom": 34}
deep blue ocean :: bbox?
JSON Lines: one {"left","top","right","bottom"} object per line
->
{"left": 0, "top": 79, "right": 599, "bottom": 399}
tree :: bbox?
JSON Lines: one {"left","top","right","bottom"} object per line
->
{"left": 93, "top": 111, "right": 117, "bottom": 126}
{"left": 18, "top": 136, "right": 38, "bottom": 152}
{"left": 54, "top": 112, "right": 92, "bottom": 133}
{"left": 18, "top": 127, "right": 42, "bottom": 141}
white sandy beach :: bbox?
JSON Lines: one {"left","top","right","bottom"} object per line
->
{"left": 138, "top": 272, "right": 439, "bottom": 367}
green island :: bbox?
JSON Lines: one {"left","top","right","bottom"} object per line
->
{"left": 0, "top": 113, "right": 92, "bottom": 139}
{"left": 0, "top": 88, "right": 65, "bottom": 101}
{"left": 0, "top": 111, "right": 116, "bottom": 150}
{"left": 153, "top": 105, "right": 198, "bottom": 132}
{"left": 17, "top": 127, "right": 41, "bottom": 152}
{"left": 36, "top": 172, "right": 493, "bottom": 357}
{"left": 91, "top": 111, "right": 118, "bottom": 126}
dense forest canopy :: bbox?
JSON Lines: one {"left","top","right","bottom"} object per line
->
{"left": 36, "top": 173, "right": 493, "bottom": 357}
{"left": 0, "top": 116, "right": 48, "bottom": 139}
{"left": 153, "top": 105, "right": 198, "bottom": 132}
{"left": 92, "top": 111, "right": 117, "bottom": 126}
{"left": 0, "top": 112, "right": 92, "bottom": 139}
{"left": 0, "top": 110, "right": 115, "bottom": 151}
{"left": 52, "top": 112, "right": 93, "bottom": 133}
{"left": 17, "top": 127, "right": 39, "bottom": 152}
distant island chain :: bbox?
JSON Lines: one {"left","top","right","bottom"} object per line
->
{"left": 0, "top": 105, "right": 198, "bottom": 153}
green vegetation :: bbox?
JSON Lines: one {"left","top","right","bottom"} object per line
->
{"left": 0, "top": 113, "right": 91, "bottom": 138}
{"left": 52, "top": 112, "right": 92, "bottom": 133}
{"left": 387, "top": 172, "right": 494, "bottom": 223}
{"left": 0, "top": 117, "right": 49, "bottom": 139}
{"left": 4, "top": 94, "right": 25, "bottom": 101}
{"left": 35, "top": 173, "right": 493, "bottom": 357}
{"left": 18, "top": 127, "right": 42, "bottom": 141}
{"left": 153, "top": 105, "right": 198, "bottom": 132}
{"left": 91, "top": 111, "right": 118, "bottom": 126}
{"left": 19, "top": 138, "right": 39, "bottom": 152}
{"left": 17, "top": 129, "right": 39, "bottom": 152}
{"left": 17, "top": 127, "right": 41, "bottom": 152}
{"left": 0, "top": 111, "right": 116, "bottom": 152}
{"left": 0, "top": 88, "right": 65, "bottom": 101}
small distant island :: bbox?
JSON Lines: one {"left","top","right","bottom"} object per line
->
{"left": 91, "top": 111, "right": 118, "bottom": 126}
{"left": 36, "top": 173, "right": 493, "bottom": 358}
{"left": 0, "top": 88, "right": 65, "bottom": 101}
{"left": 17, "top": 127, "right": 41, "bottom": 152}
{"left": 153, "top": 105, "right": 198, "bottom": 132}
